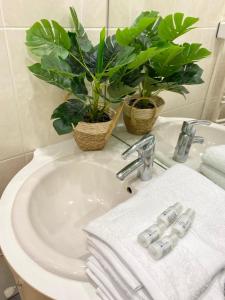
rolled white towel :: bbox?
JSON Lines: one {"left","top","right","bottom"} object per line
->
{"left": 85, "top": 165, "right": 225, "bottom": 300}
{"left": 200, "top": 163, "right": 225, "bottom": 190}
{"left": 201, "top": 145, "right": 225, "bottom": 174}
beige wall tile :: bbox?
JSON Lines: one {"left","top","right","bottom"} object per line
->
{"left": 86, "top": 28, "right": 102, "bottom": 45}
{"left": 1, "top": 0, "right": 107, "bottom": 28}
{"left": 1, "top": 0, "right": 82, "bottom": 27}
{"left": 5, "top": 29, "right": 71, "bottom": 153}
{"left": 0, "top": 30, "right": 24, "bottom": 160}
{"left": 82, "top": 0, "right": 107, "bottom": 28}
{"left": 0, "top": 154, "right": 26, "bottom": 196}
{"left": 161, "top": 101, "right": 205, "bottom": 119}
{"left": 0, "top": 4, "right": 3, "bottom": 27}
{"left": 109, "top": 0, "right": 225, "bottom": 28}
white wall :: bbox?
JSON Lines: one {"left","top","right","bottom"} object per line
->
{"left": 0, "top": 0, "right": 225, "bottom": 194}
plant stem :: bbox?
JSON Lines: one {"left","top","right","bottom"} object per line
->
{"left": 70, "top": 53, "right": 95, "bottom": 81}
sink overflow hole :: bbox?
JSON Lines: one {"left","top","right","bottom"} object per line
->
{"left": 127, "top": 187, "right": 133, "bottom": 194}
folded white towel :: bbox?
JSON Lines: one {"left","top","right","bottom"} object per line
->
{"left": 85, "top": 165, "right": 225, "bottom": 300}
{"left": 202, "top": 145, "right": 225, "bottom": 174}
{"left": 199, "top": 270, "right": 225, "bottom": 300}
{"left": 200, "top": 163, "right": 225, "bottom": 190}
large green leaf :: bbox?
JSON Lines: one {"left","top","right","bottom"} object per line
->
{"left": 71, "top": 73, "right": 88, "bottom": 95}
{"left": 165, "top": 63, "right": 204, "bottom": 85}
{"left": 26, "top": 19, "right": 71, "bottom": 58}
{"left": 69, "top": 6, "right": 93, "bottom": 52}
{"left": 127, "top": 47, "right": 162, "bottom": 70}
{"left": 158, "top": 13, "right": 199, "bottom": 41}
{"left": 52, "top": 99, "right": 87, "bottom": 134}
{"left": 28, "top": 63, "right": 72, "bottom": 91}
{"left": 150, "top": 45, "right": 184, "bottom": 76}
{"left": 105, "top": 47, "right": 135, "bottom": 77}
{"left": 41, "top": 53, "right": 75, "bottom": 78}
{"left": 175, "top": 43, "right": 211, "bottom": 65}
{"left": 116, "top": 16, "right": 157, "bottom": 46}
{"left": 108, "top": 81, "right": 135, "bottom": 98}
{"left": 96, "top": 27, "right": 106, "bottom": 74}
{"left": 151, "top": 82, "right": 189, "bottom": 97}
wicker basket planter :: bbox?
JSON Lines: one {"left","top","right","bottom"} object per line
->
{"left": 123, "top": 95, "right": 165, "bottom": 135}
{"left": 73, "top": 104, "right": 123, "bottom": 151}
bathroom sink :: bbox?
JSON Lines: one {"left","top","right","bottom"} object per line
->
{"left": 12, "top": 153, "right": 132, "bottom": 281}
{"left": 152, "top": 117, "right": 225, "bottom": 170}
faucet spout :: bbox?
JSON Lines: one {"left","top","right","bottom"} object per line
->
{"left": 116, "top": 158, "right": 143, "bottom": 181}
{"left": 116, "top": 133, "right": 156, "bottom": 182}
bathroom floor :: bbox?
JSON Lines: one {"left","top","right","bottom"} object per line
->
{"left": 0, "top": 254, "right": 20, "bottom": 300}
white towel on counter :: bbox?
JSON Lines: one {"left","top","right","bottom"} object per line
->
{"left": 201, "top": 145, "right": 225, "bottom": 174}
{"left": 199, "top": 270, "right": 225, "bottom": 300}
{"left": 85, "top": 165, "right": 225, "bottom": 300}
{"left": 200, "top": 163, "right": 225, "bottom": 190}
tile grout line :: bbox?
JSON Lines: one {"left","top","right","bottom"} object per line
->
{"left": 106, "top": 0, "right": 110, "bottom": 36}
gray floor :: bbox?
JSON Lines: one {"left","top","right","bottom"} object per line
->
{"left": 0, "top": 255, "right": 20, "bottom": 300}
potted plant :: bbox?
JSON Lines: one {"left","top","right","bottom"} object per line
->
{"left": 26, "top": 8, "right": 163, "bottom": 150}
{"left": 108, "top": 11, "right": 211, "bottom": 135}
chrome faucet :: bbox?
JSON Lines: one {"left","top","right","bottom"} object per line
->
{"left": 173, "top": 120, "right": 211, "bottom": 163}
{"left": 116, "top": 134, "right": 155, "bottom": 181}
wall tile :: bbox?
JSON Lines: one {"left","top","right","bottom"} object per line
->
{"left": 82, "top": 0, "right": 107, "bottom": 28}
{"left": 1, "top": 0, "right": 82, "bottom": 27}
{"left": 1, "top": 0, "right": 107, "bottom": 28}
{"left": 5, "top": 29, "right": 71, "bottom": 153}
{"left": 86, "top": 28, "right": 102, "bottom": 45}
{"left": 0, "top": 30, "right": 24, "bottom": 160}
{"left": 0, "top": 3, "right": 3, "bottom": 27}
{"left": 0, "top": 154, "right": 26, "bottom": 196}
{"left": 109, "top": 0, "right": 225, "bottom": 28}
{"left": 161, "top": 101, "right": 205, "bottom": 119}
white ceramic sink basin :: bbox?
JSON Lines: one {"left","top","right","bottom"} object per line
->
{"left": 12, "top": 155, "right": 131, "bottom": 281}
{"left": 152, "top": 117, "right": 225, "bottom": 170}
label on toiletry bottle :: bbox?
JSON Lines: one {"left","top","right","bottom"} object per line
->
{"left": 138, "top": 225, "right": 160, "bottom": 247}
{"left": 156, "top": 238, "right": 172, "bottom": 256}
{"left": 166, "top": 211, "right": 178, "bottom": 224}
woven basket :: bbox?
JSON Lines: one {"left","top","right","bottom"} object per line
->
{"left": 123, "top": 95, "right": 165, "bottom": 135}
{"left": 73, "top": 104, "right": 123, "bottom": 151}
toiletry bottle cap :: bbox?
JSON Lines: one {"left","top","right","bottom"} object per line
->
{"left": 158, "top": 222, "right": 167, "bottom": 232}
{"left": 185, "top": 208, "right": 195, "bottom": 220}
{"left": 174, "top": 202, "right": 183, "bottom": 213}
{"left": 170, "top": 233, "right": 179, "bottom": 245}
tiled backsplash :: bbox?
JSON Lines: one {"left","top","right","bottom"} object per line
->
{"left": 0, "top": 0, "right": 225, "bottom": 195}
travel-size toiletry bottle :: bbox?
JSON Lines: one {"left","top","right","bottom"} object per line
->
{"left": 157, "top": 202, "right": 183, "bottom": 227}
{"left": 148, "top": 233, "right": 179, "bottom": 260}
{"left": 171, "top": 208, "right": 195, "bottom": 238}
{"left": 138, "top": 222, "right": 167, "bottom": 248}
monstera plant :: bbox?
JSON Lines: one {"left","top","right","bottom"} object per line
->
{"left": 26, "top": 7, "right": 163, "bottom": 150}
{"left": 26, "top": 8, "right": 211, "bottom": 147}
{"left": 108, "top": 11, "right": 211, "bottom": 134}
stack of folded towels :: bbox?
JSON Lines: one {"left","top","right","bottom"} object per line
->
{"left": 84, "top": 165, "right": 225, "bottom": 300}
{"left": 200, "top": 145, "right": 225, "bottom": 190}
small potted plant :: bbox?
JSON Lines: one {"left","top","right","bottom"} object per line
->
{"left": 26, "top": 8, "right": 163, "bottom": 150}
{"left": 108, "top": 11, "right": 211, "bottom": 135}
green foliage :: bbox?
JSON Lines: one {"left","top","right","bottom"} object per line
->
{"left": 116, "top": 16, "right": 156, "bottom": 46}
{"left": 158, "top": 13, "right": 199, "bottom": 41}
{"left": 26, "top": 19, "right": 71, "bottom": 58}
{"left": 26, "top": 8, "right": 211, "bottom": 134}
{"left": 51, "top": 99, "right": 87, "bottom": 134}
{"left": 69, "top": 7, "right": 93, "bottom": 52}
{"left": 28, "top": 63, "right": 72, "bottom": 91}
